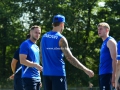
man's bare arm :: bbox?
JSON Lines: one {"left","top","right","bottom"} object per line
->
{"left": 107, "top": 39, "right": 117, "bottom": 86}
{"left": 116, "top": 61, "right": 120, "bottom": 88}
{"left": 107, "top": 39, "right": 117, "bottom": 75}
{"left": 19, "top": 54, "right": 42, "bottom": 71}
{"left": 59, "top": 37, "right": 94, "bottom": 77}
{"left": 11, "top": 58, "right": 18, "bottom": 73}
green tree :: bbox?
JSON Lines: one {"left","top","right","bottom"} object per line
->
{"left": 0, "top": 0, "right": 26, "bottom": 79}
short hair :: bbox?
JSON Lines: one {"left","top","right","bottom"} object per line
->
{"left": 52, "top": 22, "right": 61, "bottom": 27}
{"left": 97, "top": 22, "right": 110, "bottom": 30}
{"left": 30, "top": 25, "right": 41, "bottom": 31}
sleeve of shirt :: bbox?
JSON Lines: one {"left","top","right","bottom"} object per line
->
{"left": 117, "top": 41, "right": 120, "bottom": 60}
{"left": 13, "top": 48, "right": 20, "bottom": 60}
{"left": 19, "top": 42, "right": 29, "bottom": 55}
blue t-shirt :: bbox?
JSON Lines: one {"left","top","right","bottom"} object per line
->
{"left": 13, "top": 48, "right": 22, "bottom": 78}
{"left": 19, "top": 39, "right": 40, "bottom": 81}
{"left": 117, "top": 41, "right": 120, "bottom": 60}
{"left": 41, "top": 31, "right": 66, "bottom": 76}
{"left": 99, "top": 36, "right": 115, "bottom": 75}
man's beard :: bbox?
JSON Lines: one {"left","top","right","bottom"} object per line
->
{"left": 98, "top": 34, "right": 103, "bottom": 38}
{"left": 32, "top": 36, "right": 37, "bottom": 40}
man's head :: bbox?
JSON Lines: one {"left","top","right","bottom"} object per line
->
{"left": 52, "top": 14, "right": 65, "bottom": 32}
{"left": 97, "top": 22, "right": 110, "bottom": 38}
{"left": 30, "top": 25, "right": 41, "bottom": 41}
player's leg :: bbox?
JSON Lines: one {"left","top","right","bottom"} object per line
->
{"left": 99, "top": 75, "right": 102, "bottom": 90}
{"left": 22, "top": 78, "right": 39, "bottom": 90}
{"left": 43, "top": 76, "right": 52, "bottom": 90}
{"left": 14, "top": 78, "right": 17, "bottom": 90}
{"left": 15, "top": 78, "right": 24, "bottom": 90}
{"left": 52, "top": 76, "right": 67, "bottom": 90}
{"left": 99, "top": 74, "right": 112, "bottom": 90}
{"left": 36, "top": 82, "right": 40, "bottom": 90}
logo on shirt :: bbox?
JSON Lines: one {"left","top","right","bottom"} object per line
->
{"left": 31, "top": 45, "right": 39, "bottom": 51}
{"left": 60, "top": 78, "right": 63, "bottom": 82}
{"left": 43, "top": 34, "right": 58, "bottom": 39}
{"left": 103, "top": 86, "right": 105, "bottom": 90}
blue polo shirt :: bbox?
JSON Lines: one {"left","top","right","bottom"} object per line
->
{"left": 20, "top": 39, "right": 40, "bottom": 81}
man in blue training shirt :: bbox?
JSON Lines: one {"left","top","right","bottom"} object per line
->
{"left": 98, "top": 22, "right": 117, "bottom": 90}
{"left": 19, "top": 25, "right": 42, "bottom": 90}
{"left": 40, "top": 14, "right": 94, "bottom": 90}
{"left": 116, "top": 41, "right": 120, "bottom": 89}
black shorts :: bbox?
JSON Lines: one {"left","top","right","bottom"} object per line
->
{"left": 14, "top": 77, "right": 24, "bottom": 90}
{"left": 99, "top": 73, "right": 112, "bottom": 90}
{"left": 43, "top": 75, "right": 67, "bottom": 90}
{"left": 22, "top": 78, "right": 40, "bottom": 90}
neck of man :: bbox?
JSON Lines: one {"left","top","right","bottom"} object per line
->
{"left": 102, "top": 34, "right": 109, "bottom": 41}
{"left": 52, "top": 27, "right": 62, "bottom": 33}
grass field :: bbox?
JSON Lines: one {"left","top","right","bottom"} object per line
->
{"left": 0, "top": 87, "right": 100, "bottom": 90}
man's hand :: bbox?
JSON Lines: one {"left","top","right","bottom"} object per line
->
{"left": 40, "top": 82, "right": 42, "bottom": 88}
{"left": 84, "top": 68, "right": 94, "bottom": 78}
{"left": 112, "top": 74, "right": 115, "bottom": 87}
{"left": 35, "top": 64, "right": 43, "bottom": 72}
{"left": 9, "top": 74, "right": 14, "bottom": 80}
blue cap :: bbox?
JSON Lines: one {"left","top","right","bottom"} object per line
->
{"left": 53, "top": 15, "right": 65, "bottom": 23}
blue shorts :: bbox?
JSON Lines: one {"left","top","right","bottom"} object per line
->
{"left": 43, "top": 76, "right": 67, "bottom": 90}
{"left": 99, "top": 73, "right": 112, "bottom": 90}
{"left": 22, "top": 78, "right": 40, "bottom": 90}
{"left": 14, "top": 77, "right": 24, "bottom": 90}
